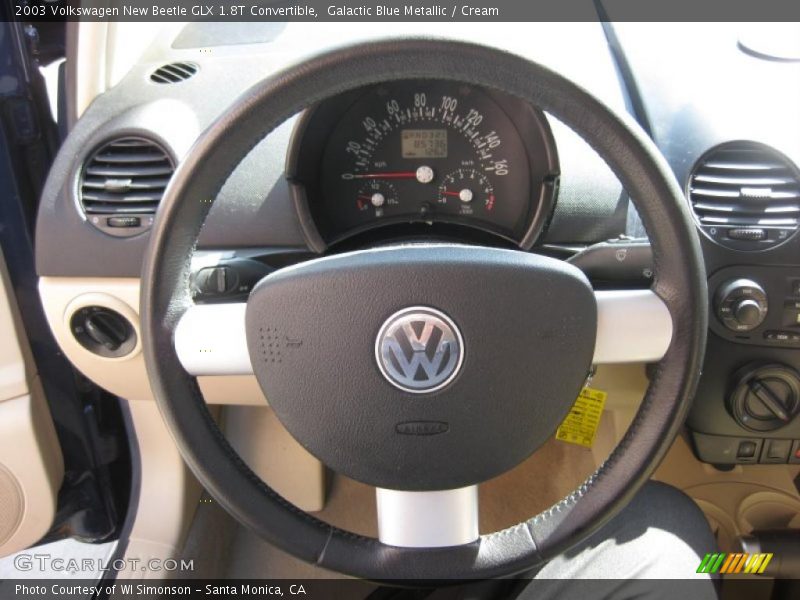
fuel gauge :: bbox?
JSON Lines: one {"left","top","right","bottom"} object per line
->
{"left": 357, "top": 180, "right": 399, "bottom": 217}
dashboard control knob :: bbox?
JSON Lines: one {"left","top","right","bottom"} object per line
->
{"left": 734, "top": 299, "right": 764, "bottom": 328}
{"left": 715, "top": 278, "right": 768, "bottom": 332}
{"left": 728, "top": 363, "right": 800, "bottom": 432}
{"left": 70, "top": 306, "right": 136, "bottom": 358}
{"left": 84, "top": 310, "right": 127, "bottom": 351}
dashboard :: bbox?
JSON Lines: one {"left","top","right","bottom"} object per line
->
{"left": 33, "top": 22, "right": 800, "bottom": 468}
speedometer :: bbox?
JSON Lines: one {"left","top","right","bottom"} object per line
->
{"left": 289, "top": 81, "right": 559, "bottom": 247}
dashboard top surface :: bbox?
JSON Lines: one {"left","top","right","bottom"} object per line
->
{"left": 35, "top": 22, "right": 800, "bottom": 278}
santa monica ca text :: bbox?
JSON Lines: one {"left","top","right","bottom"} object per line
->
{"left": 16, "top": 583, "right": 307, "bottom": 596}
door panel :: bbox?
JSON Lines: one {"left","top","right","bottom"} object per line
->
{"left": 0, "top": 248, "right": 63, "bottom": 556}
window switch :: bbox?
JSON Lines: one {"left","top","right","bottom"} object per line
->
{"left": 737, "top": 440, "right": 758, "bottom": 460}
{"left": 760, "top": 439, "right": 792, "bottom": 463}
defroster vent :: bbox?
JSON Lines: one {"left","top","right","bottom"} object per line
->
{"left": 150, "top": 62, "right": 198, "bottom": 84}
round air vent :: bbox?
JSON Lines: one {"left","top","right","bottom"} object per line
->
{"left": 688, "top": 141, "right": 800, "bottom": 250}
{"left": 79, "top": 137, "right": 174, "bottom": 237}
{"left": 149, "top": 62, "right": 198, "bottom": 84}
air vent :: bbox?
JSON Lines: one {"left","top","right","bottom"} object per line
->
{"left": 149, "top": 62, "right": 198, "bottom": 84}
{"left": 688, "top": 141, "right": 800, "bottom": 250}
{"left": 79, "top": 137, "right": 174, "bottom": 237}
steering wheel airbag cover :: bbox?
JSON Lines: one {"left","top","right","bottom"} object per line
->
{"left": 246, "top": 244, "right": 596, "bottom": 491}
{"left": 141, "top": 38, "right": 707, "bottom": 579}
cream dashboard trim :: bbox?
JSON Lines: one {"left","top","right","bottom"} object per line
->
{"left": 38, "top": 277, "right": 266, "bottom": 405}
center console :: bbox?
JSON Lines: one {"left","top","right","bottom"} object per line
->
{"left": 688, "top": 242, "right": 800, "bottom": 466}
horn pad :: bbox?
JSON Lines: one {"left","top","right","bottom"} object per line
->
{"left": 245, "top": 245, "right": 596, "bottom": 491}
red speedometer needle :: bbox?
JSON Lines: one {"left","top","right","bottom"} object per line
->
{"left": 349, "top": 171, "right": 417, "bottom": 180}
{"left": 440, "top": 190, "right": 461, "bottom": 197}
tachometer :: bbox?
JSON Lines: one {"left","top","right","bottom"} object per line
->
{"left": 438, "top": 168, "right": 495, "bottom": 216}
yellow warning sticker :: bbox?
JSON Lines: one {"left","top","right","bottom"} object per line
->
{"left": 556, "top": 387, "right": 607, "bottom": 448}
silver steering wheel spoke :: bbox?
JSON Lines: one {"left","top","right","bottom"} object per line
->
{"left": 174, "top": 288, "right": 674, "bottom": 375}
{"left": 376, "top": 486, "right": 479, "bottom": 548}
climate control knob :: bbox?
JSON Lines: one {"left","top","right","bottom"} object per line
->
{"left": 728, "top": 363, "right": 800, "bottom": 432}
{"left": 733, "top": 299, "right": 763, "bottom": 328}
{"left": 715, "top": 278, "right": 768, "bottom": 332}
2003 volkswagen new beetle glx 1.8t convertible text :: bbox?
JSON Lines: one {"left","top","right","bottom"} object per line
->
{"left": 1, "top": 2, "right": 800, "bottom": 599}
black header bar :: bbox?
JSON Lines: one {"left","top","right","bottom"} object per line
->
{"left": 8, "top": 0, "right": 800, "bottom": 23}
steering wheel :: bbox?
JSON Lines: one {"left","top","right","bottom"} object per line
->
{"left": 141, "top": 39, "right": 707, "bottom": 580}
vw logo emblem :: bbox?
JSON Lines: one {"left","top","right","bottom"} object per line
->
{"left": 375, "top": 307, "right": 464, "bottom": 394}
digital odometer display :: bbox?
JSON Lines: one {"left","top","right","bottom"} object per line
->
{"left": 317, "top": 81, "right": 534, "bottom": 241}
{"left": 401, "top": 129, "right": 448, "bottom": 158}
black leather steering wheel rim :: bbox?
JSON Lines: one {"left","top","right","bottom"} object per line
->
{"left": 141, "top": 38, "right": 707, "bottom": 580}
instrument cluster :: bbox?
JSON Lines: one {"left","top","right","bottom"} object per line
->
{"left": 288, "top": 80, "right": 560, "bottom": 248}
